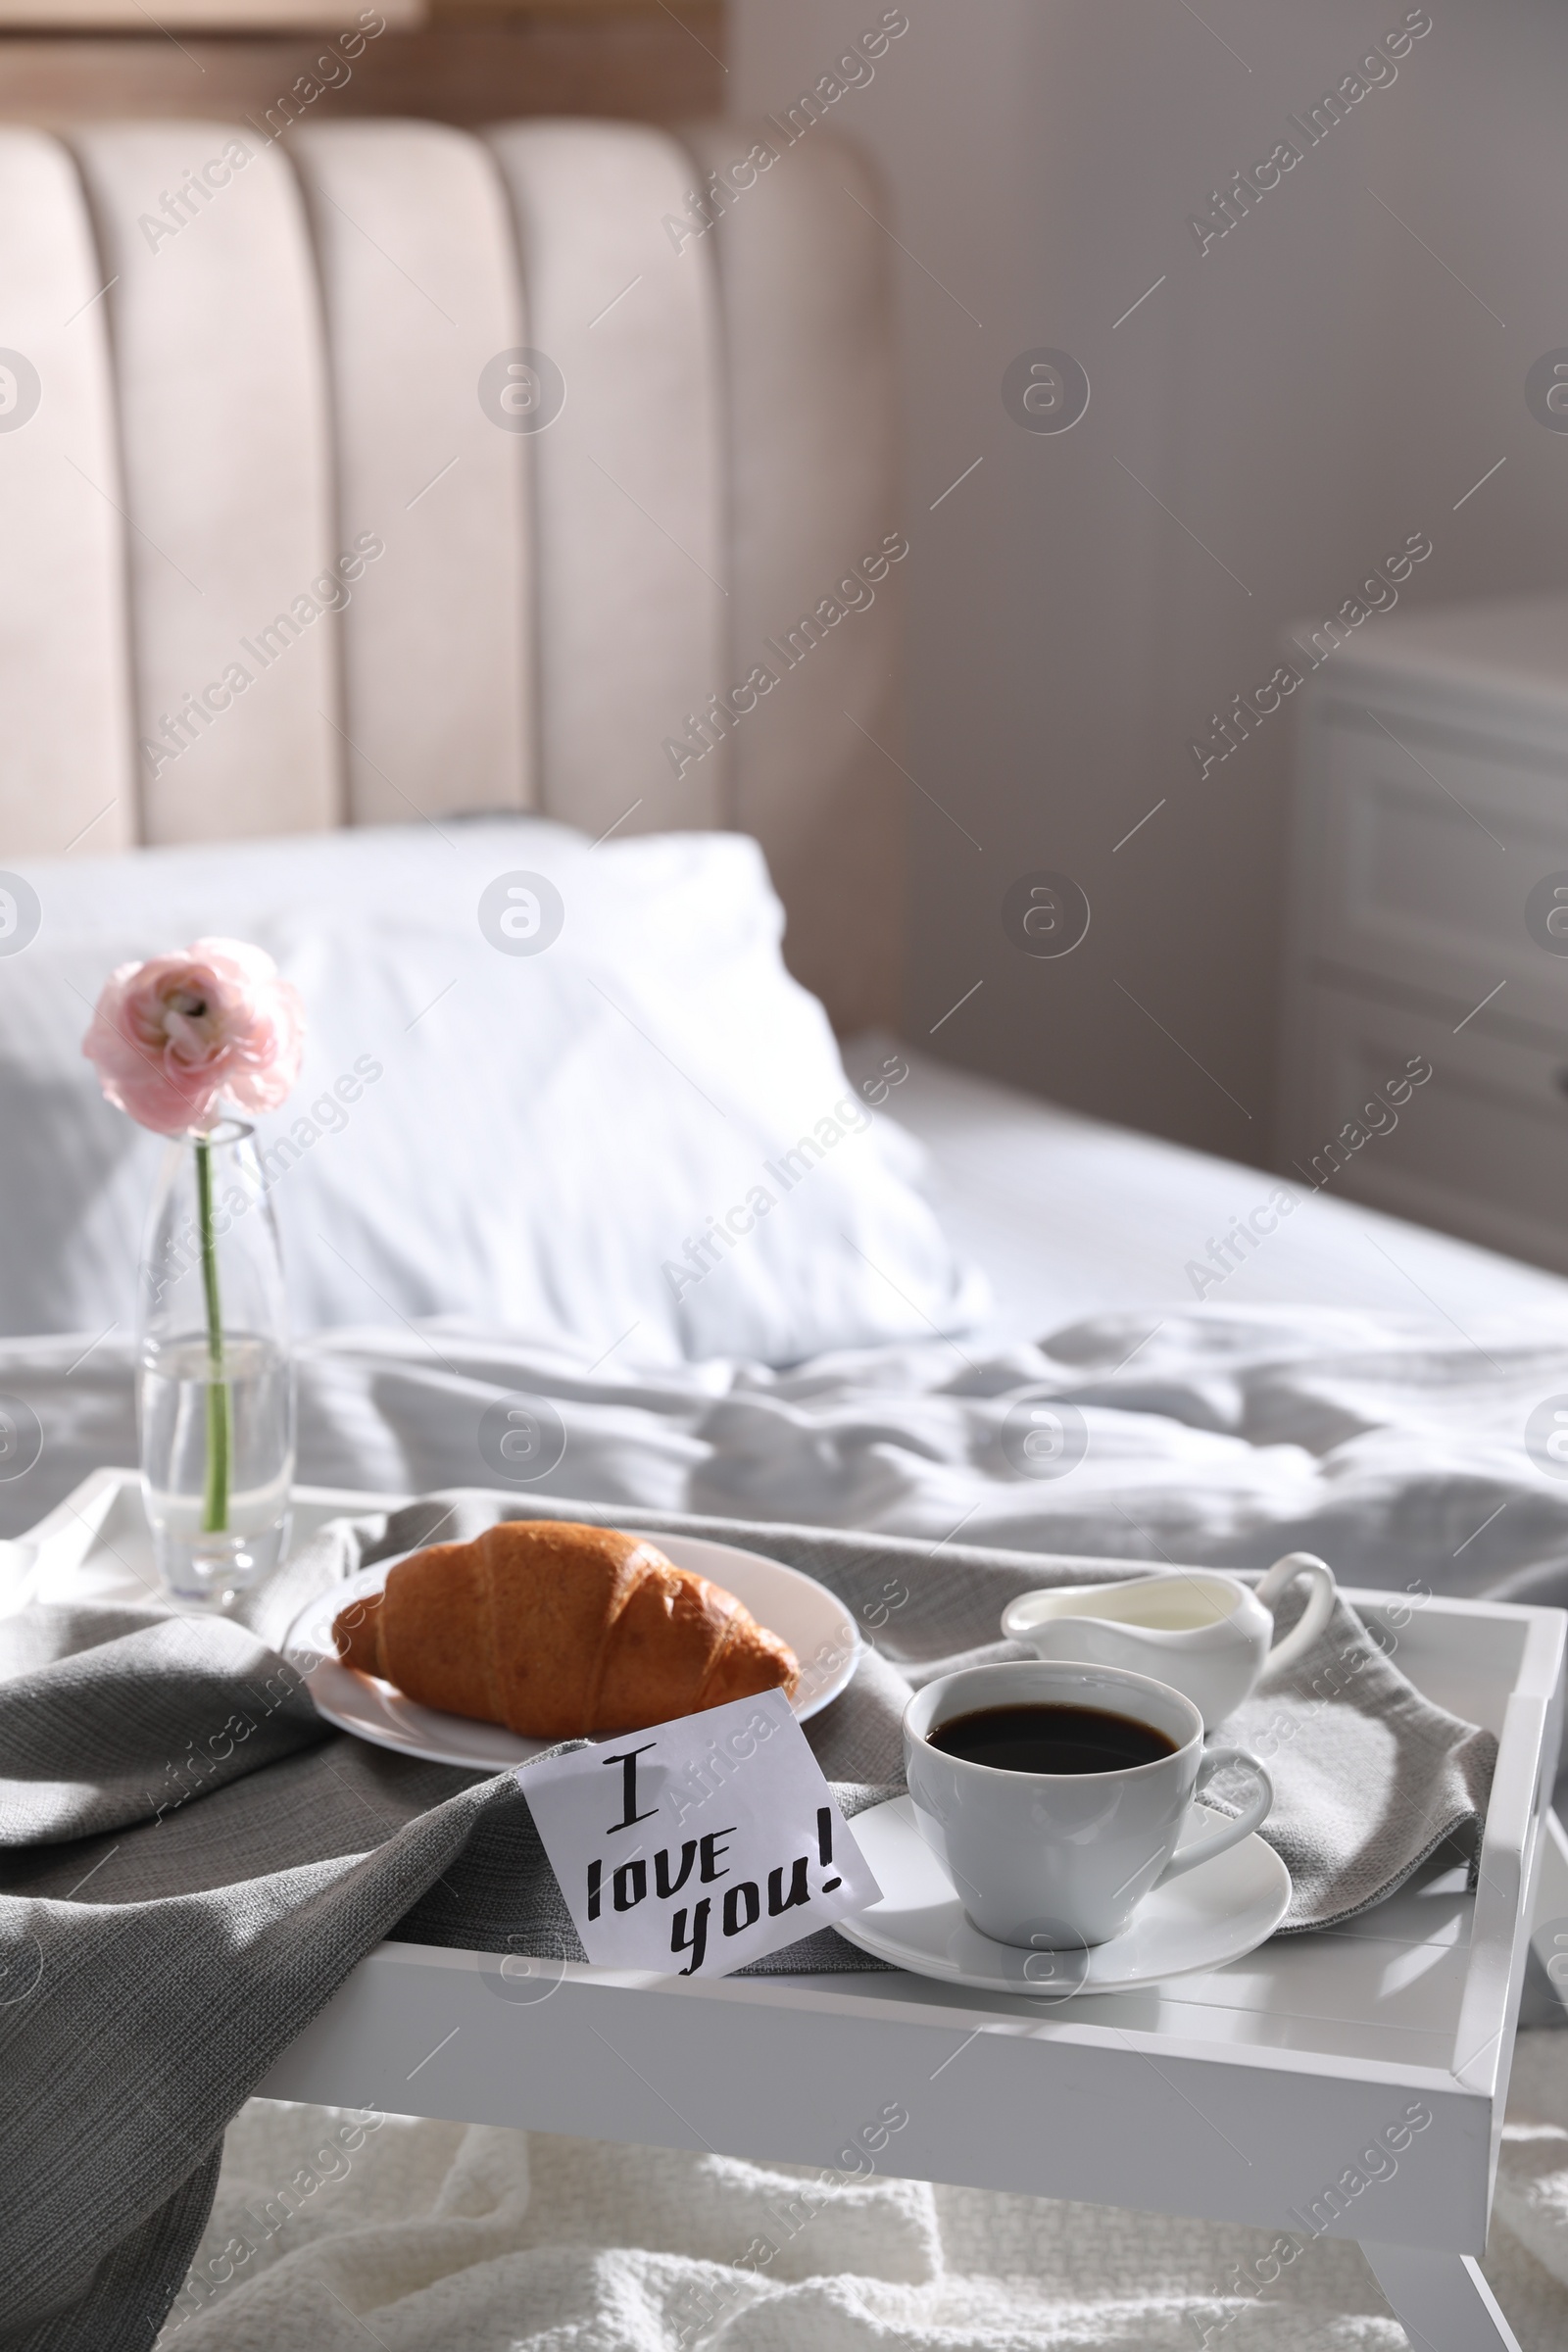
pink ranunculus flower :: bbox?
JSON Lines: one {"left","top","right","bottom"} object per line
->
{"left": 82, "top": 937, "right": 306, "bottom": 1136}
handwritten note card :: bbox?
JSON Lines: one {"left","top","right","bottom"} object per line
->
{"left": 518, "top": 1689, "right": 881, "bottom": 1977}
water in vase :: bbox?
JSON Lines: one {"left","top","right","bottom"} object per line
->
{"left": 140, "top": 1331, "right": 294, "bottom": 1603}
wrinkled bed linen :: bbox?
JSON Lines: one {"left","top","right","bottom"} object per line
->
{"left": 10, "top": 1303, "right": 1568, "bottom": 1604}
{"left": 160, "top": 2035, "right": 1568, "bottom": 2350}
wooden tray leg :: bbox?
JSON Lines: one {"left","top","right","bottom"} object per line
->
{"left": 1361, "top": 2244, "right": 1523, "bottom": 2352}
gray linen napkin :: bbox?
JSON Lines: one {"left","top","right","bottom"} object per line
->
{"left": 0, "top": 1493, "right": 1497, "bottom": 2349}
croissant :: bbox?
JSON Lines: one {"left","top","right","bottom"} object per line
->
{"left": 331, "top": 1519, "right": 800, "bottom": 1739}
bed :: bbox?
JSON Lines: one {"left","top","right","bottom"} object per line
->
{"left": 4, "top": 109, "right": 1568, "bottom": 2352}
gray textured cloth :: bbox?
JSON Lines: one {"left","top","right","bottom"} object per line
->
{"left": 0, "top": 1492, "right": 1497, "bottom": 2348}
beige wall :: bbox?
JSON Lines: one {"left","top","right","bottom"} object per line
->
{"left": 731, "top": 0, "right": 1568, "bottom": 1161}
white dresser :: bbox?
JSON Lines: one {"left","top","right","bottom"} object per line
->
{"left": 1278, "top": 595, "right": 1568, "bottom": 1274}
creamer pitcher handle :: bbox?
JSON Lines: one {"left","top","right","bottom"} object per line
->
{"left": 1254, "top": 1551, "right": 1337, "bottom": 1680}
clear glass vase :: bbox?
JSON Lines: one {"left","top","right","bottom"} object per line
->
{"left": 136, "top": 1119, "right": 295, "bottom": 1606}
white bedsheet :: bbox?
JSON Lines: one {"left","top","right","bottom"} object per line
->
{"left": 847, "top": 1038, "right": 1568, "bottom": 1341}
{"left": 11, "top": 1303, "right": 1568, "bottom": 1607}
{"left": 12, "top": 1039, "right": 1568, "bottom": 1574}
{"left": 8, "top": 1070, "right": 1568, "bottom": 1602}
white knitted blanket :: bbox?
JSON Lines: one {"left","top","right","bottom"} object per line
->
{"left": 159, "top": 2035, "right": 1568, "bottom": 2350}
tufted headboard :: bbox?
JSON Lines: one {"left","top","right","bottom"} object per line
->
{"left": 0, "top": 117, "right": 902, "bottom": 1031}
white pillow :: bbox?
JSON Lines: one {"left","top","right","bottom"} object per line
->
{"left": 0, "top": 820, "right": 988, "bottom": 1362}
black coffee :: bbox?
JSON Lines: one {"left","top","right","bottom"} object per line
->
{"left": 927, "top": 1702, "right": 1176, "bottom": 1775}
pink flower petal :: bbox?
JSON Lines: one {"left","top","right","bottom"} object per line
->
{"left": 82, "top": 937, "right": 306, "bottom": 1134}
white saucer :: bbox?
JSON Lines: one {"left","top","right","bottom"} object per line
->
{"left": 285, "top": 1532, "right": 860, "bottom": 1768}
{"left": 834, "top": 1796, "right": 1292, "bottom": 1997}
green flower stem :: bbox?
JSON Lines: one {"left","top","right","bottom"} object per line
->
{"left": 195, "top": 1134, "right": 231, "bottom": 1534}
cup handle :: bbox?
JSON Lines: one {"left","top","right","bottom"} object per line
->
{"left": 1156, "top": 1746, "right": 1273, "bottom": 1883}
{"left": 1253, "top": 1550, "right": 1337, "bottom": 1680}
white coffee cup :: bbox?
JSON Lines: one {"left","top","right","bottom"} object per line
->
{"left": 904, "top": 1659, "right": 1273, "bottom": 1950}
{"left": 999, "top": 1553, "right": 1338, "bottom": 1732}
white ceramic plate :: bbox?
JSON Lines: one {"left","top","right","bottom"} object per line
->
{"left": 286, "top": 1533, "right": 859, "bottom": 1768}
{"left": 834, "top": 1795, "right": 1292, "bottom": 1997}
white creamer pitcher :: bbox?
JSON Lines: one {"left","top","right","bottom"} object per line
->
{"left": 999, "top": 1553, "right": 1338, "bottom": 1732}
